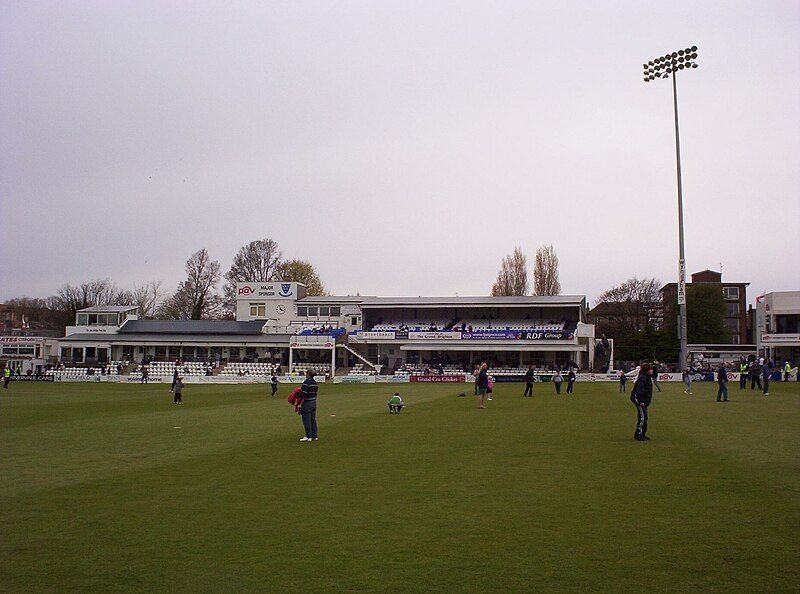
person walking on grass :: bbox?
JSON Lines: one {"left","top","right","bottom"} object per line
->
{"left": 141, "top": 365, "right": 149, "bottom": 385}
{"left": 553, "top": 368, "right": 563, "bottom": 394}
{"left": 716, "top": 364, "right": 729, "bottom": 402}
{"left": 299, "top": 370, "right": 319, "bottom": 441}
{"left": 651, "top": 361, "right": 662, "bottom": 393}
{"left": 784, "top": 361, "right": 792, "bottom": 382}
{"left": 173, "top": 376, "right": 184, "bottom": 404}
{"left": 631, "top": 363, "right": 654, "bottom": 441}
{"left": 619, "top": 370, "right": 627, "bottom": 393}
{"left": 682, "top": 368, "right": 693, "bottom": 395}
{"left": 473, "top": 365, "right": 480, "bottom": 396}
{"left": 171, "top": 366, "right": 179, "bottom": 393}
{"left": 566, "top": 368, "right": 576, "bottom": 394}
{"left": 476, "top": 362, "right": 489, "bottom": 409}
{"left": 523, "top": 365, "right": 534, "bottom": 397}
{"left": 3, "top": 366, "right": 10, "bottom": 389}
{"left": 270, "top": 374, "right": 279, "bottom": 397}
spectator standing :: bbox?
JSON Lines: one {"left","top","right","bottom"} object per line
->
{"left": 299, "top": 370, "right": 319, "bottom": 441}
{"left": 683, "top": 368, "right": 693, "bottom": 395}
{"left": 476, "top": 363, "right": 489, "bottom": 409}
{"left": 739, "top": 360, "right": 749, "bottom": 390}
{"left": 171, "top": 367, "right": 179, "bottom": 392}
{"left": 631, "top": 364, "right": 654, "bottom": 441}
{"left": 3, "top": 366, "right": 10, "bottom": 389}
{"left": 762, "top": 359, "right": 771, "bottom": 396}
{"left": 553, "top": 369, "right": 563, "bottom": 394}
{"left": 749, "top": 360, "right": 762, "bottom": 391}
{"left": 523, "top": 365, "right": 534, "bottom": 397}
{"left": 716, "top": 364, "right": 729, "bottom": 402}
{"left": 173, "top": 377, "right": 184, "bottom": 404}
{"left": 271, "top": 374, "right": 279, "bottom": 397}
{"left": 619, "top": 370, "right": 627, "bottom": 393}
{"left": 784, "top": 361, "right": 792, "bottom": 382}
{"left": 141, "top": 366, "right": 149, "bottom": 384}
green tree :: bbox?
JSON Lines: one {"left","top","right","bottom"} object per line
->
{"left": 276, "top": 259, "right": 326, "bottom": 296}
{"left": 663, "top": 284, "right": 731, "bottom": 349}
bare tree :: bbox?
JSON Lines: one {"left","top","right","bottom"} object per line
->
{"left": 130, "top": 281, "right": 164, "bottom": 319}
{"left": 223, "top": 239, "right": 282, "bottom": 313}
{"left": 491, "top": 247, "right": 529, "bottom": 296}
{"left": 532, "top": 245, "right": 561, "bottom": 296}
{"left": 159, "top": 249, "right": 222, "bottom": 320}
{"left": 276, "top": 259, "right": 326, "bottom": 296}
{"left": 597, "top": 277, "right": 661, "bottom": 308}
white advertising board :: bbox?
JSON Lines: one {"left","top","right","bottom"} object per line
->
{"left": 236, "top": 282, "right": 299, "bottom": 300}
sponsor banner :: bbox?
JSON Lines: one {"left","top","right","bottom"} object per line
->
{"left": 519, "top": 330, "right": 574, "bottom": 340}
{"left": 0, "top": 336, "right": 46, "bottom": 343}
{"left": 236, "top": 282, "right": 297, "bottom": 300}
{"left": 122, "top": 376, "right": 165, "bottom": 383}
{"left": 360, "top": 331, "right": 396, "bottom": 340}
{"left": 53, "top": 374, "right": 104, "bottom": 383}
{"left": 334, "top": 375, "right": 375, "bottom": 384}
{"left": 762, "top": 333, "right": 800, "bottom": 344}
{"left": 410, "top": 375, "right": 466, "bottom": 383}
{"left": 375, "top": 375, "right": 411, "bottom": 383}
{"left": 461, "top": 331, "right": 521, "bottom": 340}
{"left": 408, "top": 332, "right": 461, "bottom": 341}
{"left": 395, "top": 330, "right": 408, "bottom": 339}
{"left": 8, "top": 375, "right": 54, "bottom": 382}
{"left": 277, "top": 375, "right": 327, "bottom": 384}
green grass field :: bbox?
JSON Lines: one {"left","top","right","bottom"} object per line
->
{"left": 1, "top": 379, "right": 798, "bottom": 592}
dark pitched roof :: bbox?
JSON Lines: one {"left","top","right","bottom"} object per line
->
{"left": 589, "top": 301, "right": 648, "bottom": 317}
{"left": 118, "top": 320, "right": 267, "bottom": 335}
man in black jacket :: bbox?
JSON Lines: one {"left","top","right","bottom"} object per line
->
{"left": 299, "top": 370, "right": 319, "bottom": 442}
{"left": 631, "top": 363, "right": 654, "bottom": 441}
{"left": 523, "top": 365, "right": 534, "bottom": 397}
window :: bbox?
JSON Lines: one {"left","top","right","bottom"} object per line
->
{"left": 307, "top": 307, "right": 318, "bottom": 317}
{"left": 249, "top": 303, "right": 266, "bottom": 318}
{"left": 725, "top": 302, "right": 740, "bottom": 317}
{"left": 85, "top": 347, "right": 96, "bottom": 359}
{"left": 18, "top": 347, "right": 34, "bottom": 355}
{"left": 723, "top": 287, "right": 739, "bottom": 300}
{"left": 352, "top": 317, "right": 359, "bottom": 326}
{"left": 297, "top": 306, "right": 308, "bottom": 316}
{"left": 319, "top": 306, "right": 330, "bottom": 317}
{"left": 77, "top": 314, "right": 89, "bottom": 325}
{"left": 732, "top": 335, "right": 740, "bottom": 344}
{"left": 61, "top": 347, "right": 70, "bottom": 359}
{"left": 155, "top": 346, "right": 167, "bottom": 357}
{"left": 724, "top": 318, "right": 740, "bottom": 332}
{"left": 330, "top": 306, "right": 341, "bottom": 317}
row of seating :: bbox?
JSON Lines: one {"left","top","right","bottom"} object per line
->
{"left": 345, "top": 363, "right": 377, "bottom": 377}
{"left": 219, "top": 362, "right": 281, "bottom": 376}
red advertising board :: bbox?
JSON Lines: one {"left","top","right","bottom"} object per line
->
{"left": 410, "top": 375, "right": 465, "bottom": 383}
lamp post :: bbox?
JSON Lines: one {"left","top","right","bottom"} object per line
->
{"left": 643, "top": 46, "right": 698, "bottom": 370}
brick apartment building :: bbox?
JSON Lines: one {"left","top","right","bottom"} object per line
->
{"left": 661, "top": 270, "right": 750, "bottom": 344}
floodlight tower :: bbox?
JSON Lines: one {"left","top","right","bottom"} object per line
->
{"left": 643, "top": 46, "right": 698, "bottom": 370}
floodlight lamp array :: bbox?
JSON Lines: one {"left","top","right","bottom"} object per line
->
{"left": 643, "top": 46, "right": 699, "bottom": 82}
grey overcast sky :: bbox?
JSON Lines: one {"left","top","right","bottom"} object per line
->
{"left": 2, "top": 0, "right": 799, "bottom": 305}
